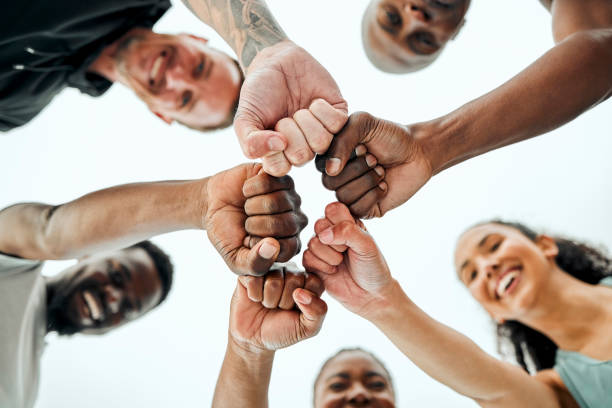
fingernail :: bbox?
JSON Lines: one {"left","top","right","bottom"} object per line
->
{"left": 378, "top": 182, "right": 387, "bottom": 191}
{"left": 366, "top": 154, "right": 377, "bottom": 168}
{"left": 268, "top": 137, "right": 284, "bottom": 151}
{"left": 355, "top": 145, "right": 367, "bottom": 156}
{"left": 295, "top": 289, "right": 312, "bottom": 304}
{"left": 326, "top": 158, "right": 341, "bottom": 175}
{"left": 374, "top": 166, "right": 384, "bottom": 176}
{"left": 319, "top": 228, "right": 333, "bottom": 244}
{"left": 258, "top": 242, "right": 277, "bottom": 259}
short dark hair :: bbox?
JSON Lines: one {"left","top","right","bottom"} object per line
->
{"left": 472, "top": 220, "right": 612, "bottom": 374}
{"left": 313, "top": 347, "right": 395, "bottom": 400}
{"left": 129, "top": 240, "right": 174, "bottom": 306}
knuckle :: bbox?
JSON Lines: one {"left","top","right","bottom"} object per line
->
{"left": 288, "top": 148, "right": 315, "bottom": 166}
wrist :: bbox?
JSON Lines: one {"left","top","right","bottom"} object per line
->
{"left": 228, "top": 335, "right": 275, "bottom": 362}
{"left": 360, "top": 279, "right": 413, "bottom": 324}
{"left": 246, "top": 39, "right": 296, "bottom": 73}
{"left": 196, "top": 176, "right": 210, "bottom": 230}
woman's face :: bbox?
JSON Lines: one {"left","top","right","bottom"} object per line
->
{"left": 314, "top": 350, "right": 395, "bottom": 408}
{"left": 454, "top": 223, "right": 558, "bottom": 322}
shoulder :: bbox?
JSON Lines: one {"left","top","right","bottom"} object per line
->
{"left": 534, "top": 369, "right": 580, "bottom": 408}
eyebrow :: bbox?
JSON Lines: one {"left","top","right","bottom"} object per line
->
{"left": 364, "top": 371, "right": 386, "bottom": 379}
{"left": 326, "top": 373, "right": 350, "bottom": 381}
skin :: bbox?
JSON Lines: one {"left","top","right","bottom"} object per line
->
{"left": 89, "top": 28, "right": 242, "bottom": 129}
{"left": 180, "top": 0, "right": 348, "bottom": 176}
{"left": 319, "top": 0, "right": 612, "bottom": 218}
{"left": 361, "top": 0, "right": 470, "bottom": 73}
{"left": 0, "top": 163, "right": 307, "bottom": 276}
{"left": 46, "top": 247, "right": 162, "bottom": 335}
{"left": 314, "top": 350, "right": 395, "bottom": 408}
{"left": 212, "top": 266, "right": 326, "bottom": 407}
{"left": 303, "top": 204, "right": 612, "bottom": 407}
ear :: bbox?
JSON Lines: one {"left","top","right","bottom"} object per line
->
{"left": 185, "top": 34, "right": 208, "bottom": 44}
{"left": 536, "top": 235, "right": 559, "bottom": 259}
{"left": 450, "top": 18, "right": 466, "bottom": 41}
{"left": 153, "top": 111, "right": 173, "bottom": 125}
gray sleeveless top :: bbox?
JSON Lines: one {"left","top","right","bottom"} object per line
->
{"left": 553, "top": 276, "right": 612, "bottom": 408}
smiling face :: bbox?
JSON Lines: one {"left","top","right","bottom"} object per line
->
{"left": 314, "top": 350, "right": 395, "bottom": 408}
{"left": 47, "top": 247, "right": 162, "bottom": 335}
{"left": 113, "top": 29, "right": 242, "bottom": 129}
{"left": 454, "top": 223, "right": 559, "bottom": 322}
{"left": 362, "top": 0, "right": 470, "bottom": 73}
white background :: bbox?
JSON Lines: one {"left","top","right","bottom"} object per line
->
{"left": 1, "top": 0, "right": 610, "bottom": 406}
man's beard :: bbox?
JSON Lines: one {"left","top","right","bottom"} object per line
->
{"left": 46, "top": 267, "right": 87, "bottom": 336}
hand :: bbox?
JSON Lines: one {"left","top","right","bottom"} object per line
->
{"left": 230, "top": 263, "right": 326, "bottom": 352}
{"left": 234, "top": 40, "right": 348, "bottom": 176}
{"left": 302, "top": 202, "right": 395, "bottom": 318}
{"left": 315, "top": 112, "right": 433, "bottom": 219}
{"left": 204, "top": 164, "right": 308, "bottom": 276}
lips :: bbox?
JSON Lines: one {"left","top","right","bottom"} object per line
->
{"left": 82, "top": 289, "right": 105, "bottom": 322}
{"left": 495, "top": 267, "right": 522, "bottom": 299}
{"left": 149, "top": 48, "right": 172, "bottom": 89}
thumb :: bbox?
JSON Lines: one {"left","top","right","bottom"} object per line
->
{"left": 318, "top": 112, "right": 371, "bottom": 176}
{"left": 234, "top": 115, "right": 287, "bottom": 159}
{"left": 317, "top": 220, "right": 379, "bottom": 260}
{"left": 231, "top": 237, "right": 280, "bottom": 276}
{"left": 293, "top": 288, "right": 327, "bottom": 337}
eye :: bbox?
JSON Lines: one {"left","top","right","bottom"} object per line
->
{"left": 181, "top": 90, "right": 192, "bottom": 108}
{"left": 385, "top": 9, "right": 402, "bottom": 26}
{"left": 193, "top": 60, "right": 205, "bottom": 78}
{"left": 329, "top": 382, "right": 347, "bottom": 392}
{"left": 367, "top": 381, "right": 386, "bottom": 390}
{"left": 111, "top": 270, "right": 125, "bottom": 287}
{"left": 469, "top": 270, "right": 477, "bottom": 282}
{"left": 490, "top": 241, "right": 501, "bottom": 252}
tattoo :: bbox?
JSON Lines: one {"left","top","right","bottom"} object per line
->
{"left": 181, "top": 0, "right": 287, "bottom": 67}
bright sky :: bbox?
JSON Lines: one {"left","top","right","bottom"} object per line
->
{"left": 1, "top": 0, "right": 611, "bottom": 407}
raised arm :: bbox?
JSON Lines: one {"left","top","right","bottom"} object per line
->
{"left": 179, "top": 0, "right": 348, "bottom": 176}
{"left": 303, "top": 202, "right": 563, "bottom": 408}
{"left": 0, "top": 164, "right": 307, "bottom": 275}
{"left": 213, "top": 264, "right": 326, "bottom": 407}
{"left": 317, "top": 0, "right": 611, "bottom": 218}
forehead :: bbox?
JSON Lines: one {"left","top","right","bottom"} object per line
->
{"left": 321, "top": 351, "right": 389, "bottom": 380}
{"left": 454, "top": 224, "right": 526, "bottom": 264}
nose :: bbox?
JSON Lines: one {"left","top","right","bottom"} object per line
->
{"left": 103, "top": 284, "right": 122, "bottom": 314}
{"left": 164, "top": 63, "right": 191, "bottom": 90}
{"left": 346, "top": 382, "right": 372, "bottom": 405}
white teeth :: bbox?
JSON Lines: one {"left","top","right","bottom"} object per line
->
{"left": 150, "top": 55, "right": 163, "bottom": 80}
{"left": 83, "top": 290, "right": 102, "bottom": 321}
{"left": 496, "top": 271, "right": 519, "bottom": 298}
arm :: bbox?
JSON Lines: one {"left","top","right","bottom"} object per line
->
{"left": 213, "top": 264, "right": 326, "bottom": 407}
{"left": 0, "top": 164, "right": 307, "bottom": 275}
{"left": 179, "top": 0, "right": 348, "bottom": 176}
{"left": 303, "top": 202, "right": 563, "bottom": 408}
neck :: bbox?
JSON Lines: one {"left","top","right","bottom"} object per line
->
{"left": 520, "top": 268, "right": 612, "bottom": 352}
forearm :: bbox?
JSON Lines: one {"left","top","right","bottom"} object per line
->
{"left": 366, "top": 282, "right": 558, "bottom": 406}
{"left": 418, "top": 29, "right": 612, "bottom": 174}
{"left": 0, "top": 178, "right": 207, "bottom": 260}
{"left": 212, "top": 338, "right": 275, "bottom": 408}
{"left": 180, "top": 0, "right": 287, "bottom": 67}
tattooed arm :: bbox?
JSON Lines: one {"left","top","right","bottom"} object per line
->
{"left": 181, "top": 0, "right": 349, "bottom": 177}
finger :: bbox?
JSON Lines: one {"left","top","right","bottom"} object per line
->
{"left": 233, "top": 237, "right": 280, "bottom": 276}
{"left": 262, "top": 152, "right": 292, "bottom": 177}
{"left": 278, "top": 269, "right": 305, "bottom": 310}
{"left": 238, "top": 275, "right": 264, "bottom": 302}
{"left": 335, "top": 166, "right": 385, "bottom": 206}
{"left": 314, "top": 218, "right": 346, "bottom": 252}
{"left": 322, "top": 154, "right": 378, "bottom": 191}
{"left": 262, "top": 268, "right": 284, "bottom": 309}
{"left": 244, "top": 190, "right": 302, "bottom": 216}
{"left": 303, "top": 249, "right": 337, "bottom": 275}
{"left": 324, "top": 202, "right": 355, "bottom": 225}
{"left": 309, "top": 99, "right": 349, "bottom": 134}
{"left": 322, "top": 112, "right": 373, "bottom": 176}
{"left": 307, "top": 236, "right": 344, "bottom": 266}
{"left": 293, "top": 289, "right": 327, "bottom": 337}
{"left": 304, "top": 273, "right": 325, "bottom": 297}
{"left": 245, "top": 236, "right": 301, "bottom": 262}
{"left": 275, "top": 117, "right": 314, "bottom": 167}
{"left": 234, "top": 126, "right": 287, "bottom": 159}
{"left": 294, "top": 109, "right": 333, "bottom": 155}
{"left": 318, "top": 221, "right": 379, "bottom": 259}
{"left": 245, "top": 211, "right": 308, "bottom": 238}
{"left": 348, "top": 184, "right": 387, "bottom": 219}
{"left": 315, "top": 144, "right": 365, "bottom": 174}
{"left": 243, "top": 172, "right": 294, "bottom": 199}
